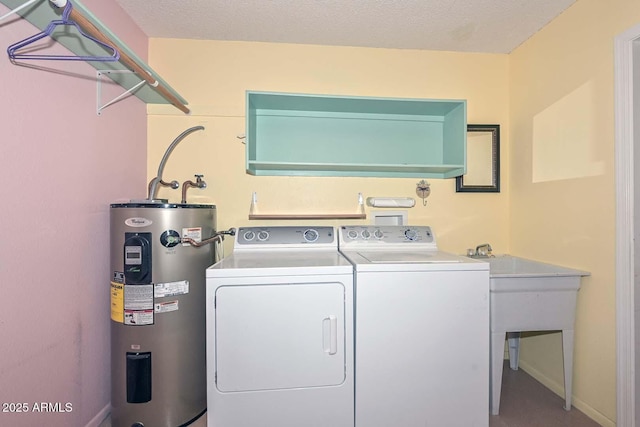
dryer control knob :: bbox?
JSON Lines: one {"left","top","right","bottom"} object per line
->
{"left": 373, "top": 229, "right": 384, "bottom": 239}
{"left": 361, "top": 230, "right": 371, "bottom": 240}
{"left": 347, "top": 230, "right": 359, "bottom": 240}
{"left": 243, "top": 230, "right": 256, "bottom": 241}
{"left": 257, "top": 231, "right": 270, "bottom": 241}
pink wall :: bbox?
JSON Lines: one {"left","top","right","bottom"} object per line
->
{"left": 0, "top": 1, "right": 148, "bottom": 425}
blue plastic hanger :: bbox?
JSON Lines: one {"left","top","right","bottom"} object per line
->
{"left": 6, "top": 1, "right": 119, "bottom": 62}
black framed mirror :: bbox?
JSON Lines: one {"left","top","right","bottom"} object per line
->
{"left": 456, "top": 124, "right": 500, "bottom": 193}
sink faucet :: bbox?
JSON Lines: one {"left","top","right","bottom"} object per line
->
{"left": 474, "top": 243, "right": 493, "bottom": 257}
{"left": 147, "top": 126, "right": 205, "bottom": 202}
{"left": 181, "top": 174, "right": 207, "bottom": 203}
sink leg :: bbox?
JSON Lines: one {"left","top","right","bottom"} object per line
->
{"left": 507, "top": 332, "right": 521, "bottom": 370}
{"left": 490, "top": 331, "right": 506, "bottom": 415}
{"left": 562, "top": 329, "right": 574, "bottom": 411}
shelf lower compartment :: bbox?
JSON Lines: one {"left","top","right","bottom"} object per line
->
{"left": 247, "top": 161, "right": 465, "bottom": 178}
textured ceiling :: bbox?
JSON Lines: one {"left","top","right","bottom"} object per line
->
{"left": 115, "top": 0, "right": 576, "bottom": 54}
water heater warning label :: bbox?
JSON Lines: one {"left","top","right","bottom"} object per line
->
{"left": 155, "top": 280, "right": 189, "bottom": 298}
{"left": 124, "top": 284, "right": 153, "bottom": 310}
{"left": 123, "top": 284, "right": 154, "bottom": 326}
{"left": 110, "top": 282, "right": 124, "bottom": 323}
{"left": 155, "top": 300, "right": 179, "bottom": 313}
{"left": 182, "top": 227, "right": 202, "bottom": 246}
{"left": 124, "top": 309, "right": 153, "bottom": 326}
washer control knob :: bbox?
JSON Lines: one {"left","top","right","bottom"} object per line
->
{"left": 347, "top": 230, "right": 359, "bottom": 240}
{"left": 361, "top": 230, "right": 371, "bottom": 240}
{"left": 303, "top": 229, "right": 319, "bottom": 242}
{"left": 404, "top": 229, "right": 418, "bottom": 241}
{"left": 373, "top": 229, "right": 384, "bottom": 240}
{"left": 243, "top": 230, "right": 256, "bottom": 241}
{"left": 257, "top": 230, "right": 270, "bottom": 241}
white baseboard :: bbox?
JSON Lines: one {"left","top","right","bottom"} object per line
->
{"left": 85, "top": 404, "right": 110, "bottom": 427}
{"left": 518, "top": 360, "right": 615, "bottom": 427}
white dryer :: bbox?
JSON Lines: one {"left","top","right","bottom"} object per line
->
{"left": 206, "top": 226, "right": 354, "bottom": 427}
{"left": 338, "top": 225, "right": 490, "bottom": 427}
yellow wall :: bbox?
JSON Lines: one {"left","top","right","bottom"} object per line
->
{"left": 508, "top": 0, "right": 640, "bottom": 424}
{"left": 146, "top": 41, "right": 509, "bottom": 257}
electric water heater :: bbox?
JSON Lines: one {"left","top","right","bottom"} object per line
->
{"left": 110, "top": 203, "right": 216, "bottom": 427}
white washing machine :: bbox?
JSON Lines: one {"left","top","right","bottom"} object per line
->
{"left": 206, "top": 226, "right": 354, "bottom": 427}
{"left": 338, "top": 225, "right": 490, "bottom": 427}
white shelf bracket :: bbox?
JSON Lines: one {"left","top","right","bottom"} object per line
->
{"left": 0, "top": 0, "right": 39, "bottom": 23}
{"left": 249, "top": 191, "right": 258, "bottom": 216}
{"left": 96, "top": 70, "right": 146, "bottom": 116}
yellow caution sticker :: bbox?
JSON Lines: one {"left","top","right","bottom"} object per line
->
{"left": 111, "top": 281, "right": 124, "bottom": 323}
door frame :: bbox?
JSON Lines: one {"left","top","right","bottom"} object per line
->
{"left": 614, "top": 22, "right": 639, "bottom": 427}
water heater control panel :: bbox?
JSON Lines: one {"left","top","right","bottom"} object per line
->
{"left": 124, "top": 232, "right": 152, "bottom": 284}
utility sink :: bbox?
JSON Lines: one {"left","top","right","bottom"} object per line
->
{"left": 487, "top": 254, "right": 589, "bottom": 280}
{"left": 482, "top": 255, "right": 590, "bottom": 415}
{"left": 487, "top": 255, "right": 589, "bottom": 331}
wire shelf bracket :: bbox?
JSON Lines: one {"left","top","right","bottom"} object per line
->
{"left": 96, "top": 69, "right": 146, "bottom": 116}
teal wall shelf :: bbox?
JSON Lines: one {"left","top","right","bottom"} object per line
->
{"left": 246, "top": 91, "right": 467, "bottom": 178}
{"left": 1, "top": 0, "right": 189, "bottom": 113}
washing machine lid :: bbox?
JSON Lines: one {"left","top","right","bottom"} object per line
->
{"left": 358, "top": 250, "right": 463, "bottom": 264}
{"left": 340, "top": 249, "right": 488, "bottom": 272}
{"left": 337, "top": 225, "right": 488, "bottom": 271}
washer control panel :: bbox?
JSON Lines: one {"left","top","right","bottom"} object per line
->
{"left": 235, "top": 226, "right": 335, "bottom": 248}
{"left": 339, "top": 225, "right": 437, "bottom": 249}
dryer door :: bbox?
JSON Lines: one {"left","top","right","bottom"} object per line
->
{"left": 215, "top": 282, "right": 346, "bottom": 392}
